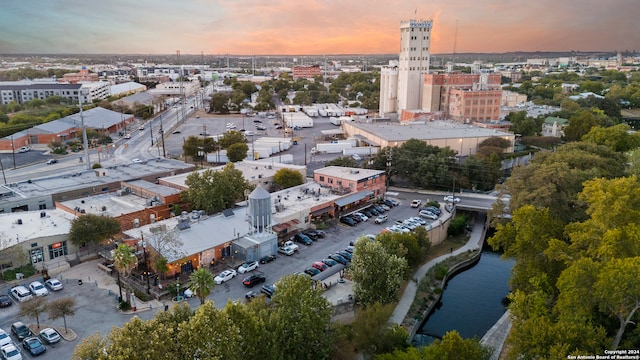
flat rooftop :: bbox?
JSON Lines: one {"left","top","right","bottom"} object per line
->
{"left": 347, "top": 120, "right": 513, "bottom": 141}
{"left": 0, "top": 209, "right": 75, "bottom": 250}
{"left": 59, "top": 192, "right": 148, "bottom": 217}
{"left": 0, "top": 158, "right": 193, "bottom": 202}
{"left": 270, "top": 182, "right": 343, "bottom": 221}
{"left": 124, "top": 207, "right": 252, "bottom": 262}
{"left": 314, "top": 166, "right": 385, "bottom": 182}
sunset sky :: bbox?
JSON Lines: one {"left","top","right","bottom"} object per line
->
{"left": 1, "top": 0, "right": 638, "bottom": 55}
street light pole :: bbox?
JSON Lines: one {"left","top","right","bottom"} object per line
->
{"left": 79, "top": 90, "right": 91, "bottom": 170}
{"left": 10, "top": 135, "right": 16, "bottom": 169}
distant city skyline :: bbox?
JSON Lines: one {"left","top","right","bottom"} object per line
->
{"left": 1, "top": 0, "right": 638, "bottom": 56}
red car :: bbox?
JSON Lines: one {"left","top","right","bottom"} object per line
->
{"left": 311, "top": 261, "right": 328, "bottom": 272}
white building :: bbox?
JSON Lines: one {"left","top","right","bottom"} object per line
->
{"left": 380, "top": 19, "right": 433, "bottom": 115}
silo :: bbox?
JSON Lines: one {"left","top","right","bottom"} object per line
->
{"left": 248, "top": 185, "right": 271, "bottom": 233}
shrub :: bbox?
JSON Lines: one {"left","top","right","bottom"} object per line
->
{"left": 434, "top": 264, "right": 448, "bottom": 280}
{"left": 92, "top": 163, "right": 102, "bottom": 169}
{"left": 433, "top": 287, "right": 443, "bottom": 295}
{"left": 134, "top": 289, "right": 148, "bottom": 302}
{"left": 447, "top": 214, "right": 468, "bottom": 237}
{"left": 118, "top": 301, "right": 131, "bottom": 311}
{"left": 2, "top": 265, "right": 37, "bottom": 281}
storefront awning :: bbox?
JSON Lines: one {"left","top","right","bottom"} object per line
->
{"left": 334, "top": 190, "right": 374, "bottom": 207}
{"left": 272, "top": 219, "right": 300, "bottom": 233}
{"left": 311, "top": 263, "right": 345, "bottom": 282}
{"left": 310, "top": 205, "right": 333, "bottom": 216}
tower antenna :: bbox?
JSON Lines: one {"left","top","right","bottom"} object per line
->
{"left": 452, "top": 20, "right": 459, "bottom": 59}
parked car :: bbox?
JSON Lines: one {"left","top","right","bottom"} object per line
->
{"left": 411, "top": 199, "right": 422, "bottom": 208}
{"left": 340, "top": 216, "right": 356, "bottom": 226}
{"left": 259, "top": 255, "right": 276, "bottom": 264}
{"left": 9, "top": 286, "right": 32, "bottom": 303}
{"left": 419, "top": 210, "right": 438, "bottom": 220}
{"left": 131, "top": 158, "right": 144, "bottom": 164}
{"left": 242, "top": 274, "right": 266, "bottom": 288}
{"left": 352, "top": 154, "right": 362, "bottom": 161}
{"left": 353, "top": 212, "right": 368, "bottom": 222}
{"left": 0, "top": 344, "right": 21, "bottom": 360}
{"left": 44, "top": 279, "right": 63, "bottom": 291}
{"left": 38, "top": 328, "right": 60, "bottom": 345}
{"left": 245, "top": 290, "right": 258, "bottom": 300}
{"left": 410, "top": 216, "right": 427, "bottom": 225}
{"left": 214, "top": 270, "right": 237, "bottom": 285}
{"left": 237, "top": 261, "right": 259, "bottom": 274}
{"left": 322, "top": 258, "right": 338, "bottom": 267}
{"left": 304, "top": 268, "right": 321, "bottom": 276}
{"left": 311, "top": 262, "right": 328, "bottom": 272}
{"left": 379, "top": 204, "right": 391, "bottom": 211}
{"left": 293, "top": 234, "right": 313, "bottom": 246}
{"left": 374, "top": 214, "right": 388, "bottom": 224}
{"left": 328, "top": 254, "right": 349, "bottom": 265}
{"left": 0, "top": 329, "right": 12, "bottom": 347}
{"left": 18, "top": 146, "right": 31, "bottom": 153}
{"left": 0, "top": 295, "right": 11, "bottom": 308}
{"left": 28, "top": 281, "right": 48, "bottom": 297}
{"left": 283, "top": 241, "right": 299, "bottom": 252}
{"left": 336, "top": 250, "right": 352, "bottom": 261}
{"left": 45, "top": 159, "right": 57, "bottom": 165}
{"left": 11, "top": 322, "right": 32, "bottom": 340}
{"left": 424, "top": 206, "right": 442, "bottom": 216}
{"left": 444, "top": 195, "right": 461, "bottom": 203}
{"left": 344, "top": 246, "right": 355, "bottom": 254}
{"left": 22, "top": 337, "right": 46, "bottom": 357}
{"left": 303, "top": 230, "right": 321, "bottom": 240}
{"left": 387, "top": 198, "right": 400, "bottom": 207}
{"left": 278, "top": 246, "right": 295, "bottom": 256}
{"left": 260, "top": 284, "right": 276, "bottom": 298}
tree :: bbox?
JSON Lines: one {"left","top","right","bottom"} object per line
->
{"left": 68, "top": 214, "right": 121, "bottom": 247}
{"left": 218, "top": 130, "right": 246, "bottom": 149}
{"left": 324, "top": 156, "right": 358, "bottom": 168}
{"left": 48, "top": 297, "right": 76, "bottom": 334}
{"left": 269, "top": 274, "right": 334, "bottom": 360}
{"left": 563, "top": 110, "right": 601, "bottom": 142}
{"left": 146, "top": 229, "right": 185, "bottom": 270}
{"left": 183, "top": 164, "right": 254, "bottom": 214}
{"left": 350, "top": 240, "right": 408, "bottom": 306}
{"left": 179, "top": 301, "right": 242, "bottom": 360}
{"left": 227, "top": 142, "right": 249, "bottom": 162}
{"left": 72, "top": 333, "right": 109, "bottom": 360}
{"left": 19, "top": 296, "right": 47, "bottom": 329}
{"left": 273, "top": 168, "right": 304, "bottom": 189}
{"left": 187, "top": 268, "right": 215, "bottom": 305}
{"left": 112, "top": 244, "right": 137, "bottom": 303}
{"left": 376, "top": 330, "right": 492, "bottom": 360}
{"left": 351, "top": 302, "right": 408, "bottom": 357}
{"left": 500, "top": 142, "right": 626, "bottom": 224}
{"left": 209, "top": 92, "right": 230, "bottom": 114}
{"left": 582, "top": 124, "right": 640, "bottom": 152}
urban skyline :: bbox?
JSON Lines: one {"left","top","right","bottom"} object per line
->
{"left": 1, "top": 0, "right": 638, "bottom": 56}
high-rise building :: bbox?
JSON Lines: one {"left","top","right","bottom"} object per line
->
{"left": 380, "top": 19, "right": 433, "bottom": 115}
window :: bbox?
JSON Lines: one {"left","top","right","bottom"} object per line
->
{"left": 38, "top": 204, "right": 46, "bottom": 210}
{"left": 48, "top": 241, "right": 68, "bottom": 259}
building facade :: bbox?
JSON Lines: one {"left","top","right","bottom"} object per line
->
{"left": 292, "top": 65, "right": 322, "bottom": 79}
{"left": 396, "top": 19, "right": 432, "bottom": 113}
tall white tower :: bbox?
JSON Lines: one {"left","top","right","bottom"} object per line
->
{"left": 396, "top": 19, "right": 432, "bottom": 112}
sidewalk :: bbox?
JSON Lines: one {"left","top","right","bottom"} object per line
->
{"left": 389, "top": 212, "right": 511, "bottom": 357}
{"left": 389, "top": 213, "right": 486, "bottom": 325}
{"left": 57, "top": 258, "right": 164, "bottom": 314}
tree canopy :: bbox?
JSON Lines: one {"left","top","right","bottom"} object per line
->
{"left": 68, "top": 214, "right": 121, "bottom": 247}
{"left": 182, "top": 163, "right": 254, "bottom": 214}
{"left": 273, "top": 168, "right": 304, "bottom": 190}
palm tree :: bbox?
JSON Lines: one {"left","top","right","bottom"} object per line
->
{"left": 112, "top": 244, "right": 137, "bottom": 303}
{"left": 187, "top": 267, "right": 215, "bottom": 305}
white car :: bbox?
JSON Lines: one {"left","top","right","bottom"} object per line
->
{"left": 410, "top": 216, "right": 427, "bottom": 225}
{"left": 28, "top": 281, "right": 48, "bottom": 297}
{"left": 10, "top": 286, "right": 32, "bottom": 303}
{"left": 353, "top": 212, "right": 368, "bottom": 222}
{"left": 132, "top": 158, "right": 144, "bottom": 164}
{"left": 352, "top": 154, "right": 362, "bottom": 161}
{"left": 18, "top": 146, "right": 31, "bottom": 153}
{"left": 419, "top": 210, "right": 438, "bottom": 220}
{"left": 214, "top": 270, "right": 237, "bottom": 285}
{"left": 237, "top": 261, "right": 259, "bottom": 274}
{"left": 45, "top": 279, "right": 64, "bottom": 291}
{"left": 411, "top": 199, "right": 422, "bottom": 208}
{"left": 0, "top": 344, "right": 21, "bottom": 360}
{"left": 183, "top": 288, "right": 194, "bottom": 298}
{"left": 444, "top": 195, "right": 461, "bottom": 203}
{"left": 0, "top": 329, "right": 12, "bottom": 348}
{"left": 38, "top": 328, "right": 61, "bottom": 344}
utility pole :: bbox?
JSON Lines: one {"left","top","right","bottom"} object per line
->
{"left": 79, "top": 90, "right": 91, "bottom": 170}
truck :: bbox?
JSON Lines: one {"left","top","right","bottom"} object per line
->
{"left": 315, "top": 141, "right": 353, "bottom": 154}
{"left": 283, "top": 241, "right": 299, "bottom": 252}
{"left": 329, "top": 117, "right": 342, "bottom": 126}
